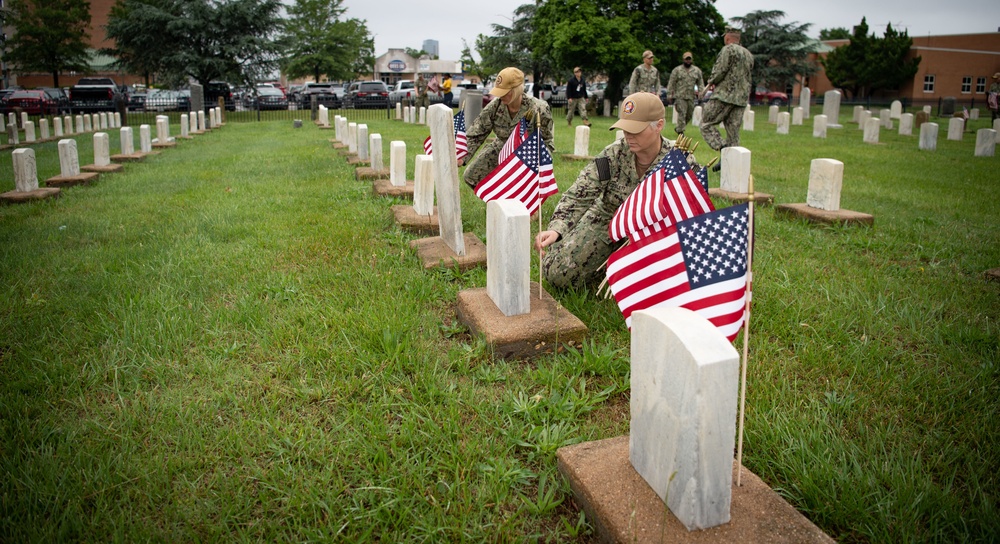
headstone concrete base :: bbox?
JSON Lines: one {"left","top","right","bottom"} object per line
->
{"left": 775, "top": 203, "right": 873, "bottom": 227}
{"left": 1, "top": 187, "right": 61, "bottom": 204}
{"left": 81, "top": 163, "right": 124, "bottom": 174}
{"left": 392, "top": 204, "right": 437, "bottom": 232}
{"left": 45, "top": 172, "right": 99, "bottom": 187}
{"left": 330, "top": 140, "right": 347, "bottom": 150}
{"left": 409, "top": 232, "right": 487, "bottom": 271}
{"left": 191, "top": 130, "right": 206, "bottom": 136}
{"left": 356, "top": 167, "right": 390, "bottom": 181}
{"left": 111, "top": 152, "right": 149, "bottom": 162}
{"left": 984, "top": 268, "right": 1000, "bottom": 283}
{"left": 318, "top": 125, "right": 333, "bottom": 130}
{"left": 152, "top": 142, "right": 177, "bottom": 149}
{"left": 561, "top": 154, "right": 595, "bottom": 161}
{"left": 456, "top": 283, "right": 588, "bottom": 359}
{"left": 376, "top": 181, "right": 415, "bottom": 199}
{"left": 707, "top": 188, "right": 774, "bottom": 206}
{"left": 346, "top": 155, "right": 369, "bottom": 166}
{"left": 558, "top": 436, "right": 835, "bottom": 544}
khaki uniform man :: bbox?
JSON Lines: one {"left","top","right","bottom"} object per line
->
{"left": 459, "top": 67, "right": 555, "bottom": 189}
{"left": 535, "top": 92, "right": 699, "bottom": 290}
{"left": 700, "top": 27, "right": 754, "bottom": 155}
{"left": 666, "top": 52, "right": 705, "bottom": 135}
{"left": 565, "top": 67, "right": 591, "bottom": 127}
{"left": 414, "top": 75, "right": 430, "bottom": 109}
{"left": 628, "top": 50, "right": 661, "bottom": 95}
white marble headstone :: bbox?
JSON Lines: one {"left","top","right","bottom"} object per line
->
{"left": 486, "top": 199, "right": 530, "bottom": 317}
{"left": 852, "top": 105, "right": 864, "bottom": 123}
{"left": 919, "top": 122, "right": 938, "bottom": 151}
{"left": 806, "top": 158, "right": 844, "bottom": 211}
{"left": 720, "top": 146, "right": 751, "bottom": 194}
{"left": 742, "top": 109, "right": 754, "bottom": 132}
{"left": 121, "top": 126, "right": 135, "bottom": 155}
{"left": 24, "top": 121, "right": 36, "bottom": 142}
{"left": 858, "top": 110, "right": 870, "bottom": 131}
{"left": 180, "top": 114, "right": 190, "bottom": 138}
{"left": 822, "top": 90, "right": 842, "bottom": 127}
{"left": 39, "top": 119, "right": 50, "bottom": 140}
{"left": 768, "top": 105, "right": 779, "bottom": 124}
{"left": 58, "top": 139, "right": 81, "bottom": 177}
{"left": 156, "top": 115, "right": 170, "bottom": 143}
{"left": 54, "top": 117, "right": 64, "bottom": 137}
{"left": 418, "top": 107, "right": 426, "bottom": 125}
{"left": 140, "top": 125, "right": 152, "bottom": 153}
{"left": 348, "top": 123, "right": 358, "bottom": 154}
{"left": 813, "top": 114, "right": 828, "bottom": 138}
{"left": 864, "top": 118, "right": 880, "bottom": 144}
{"left": 791, "top": 107, "right": 803, "bottom": 125}
{"left": 64, "top": 116, "right": 73, "bottom": 135}
{"left": 799, "top": 87, "right": 811, "bottom": 118}
{"left": 427, "top": 104, "right": 465, "bottom": 256}
{"left": 390, "top": 141, "right": 406, "bottom": 187}
{"left": 899, "top": 113, "right": 914, "bottom": 136}
{"left": 13, "top": 148, "right": 39, "bottom": 192}
{"left": 890, "top": 100, "right": 902, "bottom": 119}
{"left": 630, "top": 306, "right": 739, "bottom": 531}
{"left": 574, "top": 125, "right": 590, "bottom": 156}
{"left": 776, "top": 112, "right": 790, "bottom": 134}
{"left": 93, "top": 133, "right": 111, "bottom": 166}
{"left": 75, "top": 115, "right": 84, "bottom": 133}
{"left": 947, "top": 117, "right": 964, "bottom": 141}
{"left": 357, "top": 124, "right": 369, "bottom": 161}
{"left": 879, "top": 109, "right": 892, "bottom": 129}
{"left": 692, "top": 105, "right": 703, "bottom": 127}
{"left": 395, "top": 103, "right": 402, "bottom": 120}
{"left": 671, "top": 105, "right": 678, "bottom": 125}
{"left": 413, "top": 154, "right": 434, "bottom": 216}
{"left": 975, "top": 129, "right": 996, "bottom": 157}
{"left": 370, "top": 133, "right": 383, "bottom": 171}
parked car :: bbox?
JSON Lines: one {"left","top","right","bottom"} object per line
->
{"left": 205, "top": 81, "right": 235, "bottom": 111}
{"left": 549, "top": 85, "right": 567, "bottom": 107}
{"left": 40, "top": 87, "right": 71, "bottom": 113}
{"left": 343, "top": 81, "right": 390, "bottom": 109}
{"left": 245, "top": 87, "right": 288, "bottom": 110}
{"left": 524, "top": 82, "right": 553, "bottom": 102}
{"left": 388, "top": 80, "right": 415, "bottom": 106}
{"left": 298, "top": 82, "right": 342, "bottom": 109}
{"left": 69, "top": 77, "right": 124, "bottom": 112}
{"left": 145, "top": 89, "right": 190, "bottom": 112}
{"left": 4, "top": 89, "right": 60, "bottom": 115}
{"left": 752, "top": 87, "right": 788, "bottom": 105}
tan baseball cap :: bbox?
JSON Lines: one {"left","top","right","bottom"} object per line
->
{"left": 994, "top": 72, "right": 1000, "bottom": 79}
{"left": 490, "top": 67, "right": 525, "bottom": 97}
{"left": 610, "top": 92, "right": 665, "bottom": 133}
{"left": 683, "top": 52, "right": 693, "bottom": 60}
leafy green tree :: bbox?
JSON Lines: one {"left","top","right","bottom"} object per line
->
{"left": 105, "top": 0, "right": 282, "bottom": 89}
{"left": 476, "top": 3, "right": 557, "bottom": 95}
{"left": 2, "top": 0, "right": 92, "bottom": 87}
{"left": 819, "top": 27, "right": 851, "bottom": 41}
{"left": 730, "top": 10, "right": 817, "bottom": 93}
{"left": 530, "top": 0, "right": 725, "bottom": 106}
{"left": 278, "top": 0, "right": 372, "bottom": 83}
{"left": 822, "top": 17, "right": 920, "bottom": 99}
{"left": 459, "top": 39, "right": 489, "bottom": 83}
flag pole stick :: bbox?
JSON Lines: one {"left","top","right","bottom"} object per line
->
{"left": 735, "top": 174, "right": 756, "bottom": 487}
{"left": 536, "top": 107, "right": 543, "bottom": 298}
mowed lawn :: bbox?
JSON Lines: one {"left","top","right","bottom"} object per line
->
{"left": 1, "top": 108, "right": 998, "bottom": 542}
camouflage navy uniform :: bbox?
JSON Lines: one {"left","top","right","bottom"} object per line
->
{"left": 700, "top": 43, "right": 753, "bottom": 150}
{"left": 462, "top": 95, "right": 555, "bottom": 189}
{"left": 628, "top": 65, "right": 660, "bottom": 95}
{"left": 666, "top": 64, "right": 704, "bottom": 134}
{"left": 542, "top": 136, "right": 701, "bottom": 290}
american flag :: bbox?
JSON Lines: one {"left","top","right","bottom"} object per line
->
{"left": 474, "top": 126, "right": 557, "bottom": 215}
{"left": 422, "top": 111, "right": 469, "bottom": 161}
{"left": 605, "top": 203, "right": 750, "bottom": 341}
{"left": 498, "top": 118, "right": 530, "bottom": 163}
{"left": 608, "top": 149, "right": 714, "bottom": 244}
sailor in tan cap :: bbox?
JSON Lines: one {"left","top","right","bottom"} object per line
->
{"left": 534, "top": 92, "right": 700, "bottom": 290}
{"left": 459, "top": 66, "right": 555, "bottom": 189}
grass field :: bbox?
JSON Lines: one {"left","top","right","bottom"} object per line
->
{"left": 1, "top": 107, "right": 998, "bottom": 542}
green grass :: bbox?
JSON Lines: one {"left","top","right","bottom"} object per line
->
{"left": 1, "top": 107, "right": 998, "bottom": 542}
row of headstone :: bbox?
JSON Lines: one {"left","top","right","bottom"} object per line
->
{"left": 4, "top": 112, "right": 126, "bottom": 146}
{"left": 397, "top": 106, "right": 426, "bottom": 125}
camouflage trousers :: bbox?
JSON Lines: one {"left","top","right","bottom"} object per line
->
{"left": 566, "top": 98, "right": 589, "bottom": 123}
{"left": 699, "top": 100, "right": 743, "bottom": 151}
{"left": 413, "top": 94, "right": 430, "bottom": 110}
{"left": 541, "top": 214, "right": 619, "bottom": 291}
{"left": 673, "top": 98, "right": 694, "bottom": 134}
{"left": 462, "top": 138, "right": 503, "bottom": 189}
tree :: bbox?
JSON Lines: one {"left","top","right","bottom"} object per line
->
{"left": 530, "top": 0, "right": 725, "bottom": 106}
{"left": 476, "top": 3, "right": 557, "bottom": 96}
{"left": 278, "top": 0, "right": 373, "bottom": 83}
{"left": 730, "top": 10, "right": 817, "bottom": 93}
{"left": 822, "top": 17, "right": 920, "bottom": 99}
{"left": 2, "top": 0, "right": 92, "bottom": 87}
{"left": 459, "top": 39, "right": 489, "bottom": 84}
{"left": 819, "top": 27, "right": 851, "bottom": 41}
{"left": 105, "top": 0, "right": 283, "bottom": 89}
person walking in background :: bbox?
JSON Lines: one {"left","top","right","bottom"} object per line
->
{"left": 666, "top": 52, "right": 704, "bottom": 135}
{"left": 628, "top": 50, "right": 660, "bottom": 95}
{"left": 458, "top": 67, "right": 554, "bottom": 189}
{"left": 441, "top": 74, "right": 453, "bottom": 108}
{"left": 414, "top": 74, "right": 430, "bottom": 110}
{"left": 565, "top": 67, "right": 591, "bottom": 127}
{"left": 700, "top": 27, "right": 753, "bottom": 169}
{"left": 988, "top": 72, "right": 1000, "bottom": 122}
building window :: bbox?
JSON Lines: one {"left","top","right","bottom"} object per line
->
{"left": 923, "top": 75, "right": 935, "bottom": 93}
{"left": 961, "top": 76, "right": 972, "bottom": 94}
{"left": 976, "top": 76, "right": 986, "bottom": 93}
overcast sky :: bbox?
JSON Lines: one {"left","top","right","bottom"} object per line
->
{"left": 341, "top": 0, "right": 1000, "bottom": 62}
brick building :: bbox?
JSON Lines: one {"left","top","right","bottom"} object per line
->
{"left": 795, "top": 32, "right": 1000, "bottom": 108}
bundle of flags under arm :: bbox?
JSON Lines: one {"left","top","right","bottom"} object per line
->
{"left": 473, "top": 118, "right": 557, "bottom": 215}
{"left": 604, "top": 148, "right": 749, "bottom": 342}
{"left": 423, "top": 110, "right": 468, "bottom": 161}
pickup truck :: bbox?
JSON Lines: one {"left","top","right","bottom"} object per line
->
{"left": 69, "top": 77, "right": 124, "bottom": 112}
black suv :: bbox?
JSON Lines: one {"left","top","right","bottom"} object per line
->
{"left": 205, "top": 81, "right": 235, "bottom": 111}
{"left": 343, "top": 81, "right": 389, "bottom": 109}
{"left": 298, "top": 82, "right": 341, "bottom": 109}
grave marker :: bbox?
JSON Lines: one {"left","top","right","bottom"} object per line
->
{"left": 919, "top": 122, "right": 939, "bottom": 151}
{"left": 413, "top": 154, "right": 434, "bottom": 215}
{"left": 1, "top": 148, "right": 61, "bottom": 203}
{"left": 800, "top": 87, "right": 811, "bottom": 118}
{"left": 46, "top": 139, "right": 99, "bottom": 187}
{"left": 792, "top": 107, "right": 803, "bottom": 125}
{"left": 822, "top": 90, "right": 842, "bottom": 127}
{"left": 390, "top": 141, "right": 406, "bottom": 187}
{"left": 890, "top": 100, "right": 902, "bottom": 119}
{"left": 692, "top": 105, "right": 703, "bottom": 127}
{"left": 852, "top": 105, "right": 863, "bottom": 123}
{"left": 864, "top": 117, "right": 880, "bottom": 144}
{"left": 947, "top": 117, "right": 964, "bottom": 141}
{"left": 776, "top": 112, "right": 790, "bottom": 134}
{"left": 24, "top": 121, "right": 36, "bottom": 142}
{"left": 813, "top": 114, "right": 827, "bottom": 138}
{"left": 899, "top": 113, "right": 914, "bottom": 136}
{"left": 768, "top": 105, "right": 778, "bottom": 124}
{"left": 975, "top": 129, "right": 996, "bottom": 157}
{"left": 742, "top": 109, "right": 754, "bottom": 132}
{"left": 54, "top": 117, "right": 64, "bottom": 137}
{"left": 39, "top": 119, "right": 49, "bottom": 140}
{"left": 806, "top": 158, "right": 843, "bottom": 211}
{"left": 879, "top": 109, "right": 892, "bottom": 129}
{"left": 486, "top": 200, "right": 530, "bottom": 317}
